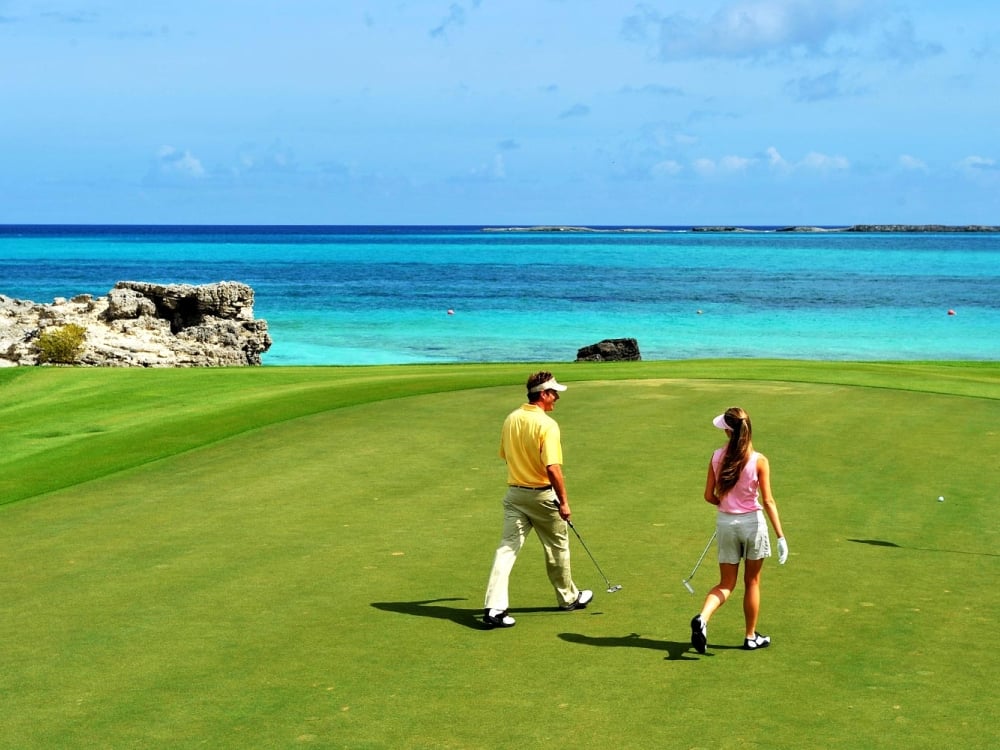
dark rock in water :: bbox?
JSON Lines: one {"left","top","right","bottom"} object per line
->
{"left": 575, "top": 338, "right": 641, "bottom": 362}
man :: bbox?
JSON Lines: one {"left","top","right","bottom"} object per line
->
{"left": 482, "top": 371, "right": 593, "bottom": 629}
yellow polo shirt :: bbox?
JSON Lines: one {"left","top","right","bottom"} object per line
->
{"left": 500, "top": 404, "right": 563, "bottom": 486}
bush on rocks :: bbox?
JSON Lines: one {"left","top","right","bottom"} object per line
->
{"left": 36, "top": 323, "right": 88, "bottom": 364}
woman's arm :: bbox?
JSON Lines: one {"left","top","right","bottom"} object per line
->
{"left": 757, "top": 455, "right": 784, "bottom": 538}
{"left": 703, "top": 460, "right": 720, "bottom": 505}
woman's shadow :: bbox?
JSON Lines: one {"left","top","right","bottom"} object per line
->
{"left": 371, "top": 597, "right": 572, "bottom": 630}
{"left": 557, "top": 632, "right": 725, "bottom": 660}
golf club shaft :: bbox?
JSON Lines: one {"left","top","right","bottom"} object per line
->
{"left": 686, "top": 530, "right": 717, "bottom": 581}
{"left": 568, "top": 521, "right": 613, "bottom": 589}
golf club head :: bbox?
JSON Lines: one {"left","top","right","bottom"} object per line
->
{"left": 682, "top": 579, "right": 695, "bottom": 594}
{"left": 606, "top": 584, "right": 622, "bottom": 593}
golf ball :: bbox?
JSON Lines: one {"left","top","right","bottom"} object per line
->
{"left": 938, "top": 496, "right": 945, "bottom": 502}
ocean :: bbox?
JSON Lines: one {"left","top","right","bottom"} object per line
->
{"left": 1, "top": 225, "right": 997, "bottom": 365}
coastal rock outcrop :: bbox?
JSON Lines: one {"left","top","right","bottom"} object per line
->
{"left": 575, "top": 338, "right": 641, "bottom": 362}
{"left": 0, "top": 281, "right": 271, "bottom": 367}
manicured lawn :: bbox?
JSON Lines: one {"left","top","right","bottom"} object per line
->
{"left": 1, "top": 361, "right": 997, "bottom": 748}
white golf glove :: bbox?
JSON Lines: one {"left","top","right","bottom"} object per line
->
{"left": 777, "top": 537, "right": 789, "bottom": 565}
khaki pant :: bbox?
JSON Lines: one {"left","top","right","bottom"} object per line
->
{"left": 484, "top": 486, "right": 580, "bottom": 611}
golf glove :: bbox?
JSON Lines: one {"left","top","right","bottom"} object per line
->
{"left": 777, "top": 537, "right": 788, "bottom": 565}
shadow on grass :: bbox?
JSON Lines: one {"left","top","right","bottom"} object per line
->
{"left": 848, "top": 538, "right": 901, "bottom": 547}
{"left": 371, "top": 597, "right": 489, "bottom": 629}
{"left": 557, "top": 632, "right": 741, "bottom": 660}
{"left": 371, "top": 598, "right": 643, "bottom": 632}
{"left": 848, "top": 538, "right": 999, "bottom": 557}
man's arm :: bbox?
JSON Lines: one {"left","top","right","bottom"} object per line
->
{"left": 547, "top": 463, "right": 571, "bottom": 521}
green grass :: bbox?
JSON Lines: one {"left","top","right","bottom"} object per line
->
{"left": 1, "top": 361, "right": 997, "bottom": 749}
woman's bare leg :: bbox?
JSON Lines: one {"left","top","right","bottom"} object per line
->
{"left": 742, "top": 557, "right": 765, "bottom": 637}
{"left": 701, "top": 563, "right": 740, "bottom": 622}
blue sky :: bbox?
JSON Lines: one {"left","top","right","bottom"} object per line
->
{"left": 1, "top": 0, "right": 998, "bottom": 225}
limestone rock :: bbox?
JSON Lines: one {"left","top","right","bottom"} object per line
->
{"left": 0, "top": 281, "right": 272, "bottom": 367}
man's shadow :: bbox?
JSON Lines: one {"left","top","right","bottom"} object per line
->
{"left": 371, "top": 597, "right": 516, "bottom": 630}
{"left": 372, "top": 598, "right": 602, "bottom": 630}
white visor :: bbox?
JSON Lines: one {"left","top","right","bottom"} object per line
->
{"left": 529, "top": 377, "right": 568, "bottom": 393}
{"left": 712, "top": 414, "right": 730, "bottom": 430}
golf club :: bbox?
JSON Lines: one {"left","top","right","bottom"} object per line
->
{"left": 567, "top": 520, "right": 622, "bottom": 593}
{"left": 682, "top": 530, "right": 717, "bottom": 594}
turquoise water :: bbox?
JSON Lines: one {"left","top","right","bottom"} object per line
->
{"left": 1, "top": 226, "right": 997, "bottom": 364}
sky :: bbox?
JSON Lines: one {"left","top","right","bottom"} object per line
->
{"left": 1, "top": 0, "right": 998, "bottom": 226}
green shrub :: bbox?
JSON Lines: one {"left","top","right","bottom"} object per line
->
{"left": 36, "top": 323, "right": 88, "bottom": 364}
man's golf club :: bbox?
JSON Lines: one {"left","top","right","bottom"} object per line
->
{"left": 567, "top": 520, "right": 622, "bottom": 593}
{"left": 682, "top": 530, "right": 717, "bottom": 594}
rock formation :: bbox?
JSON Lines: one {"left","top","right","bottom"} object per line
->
{"left": 575, "top": 338, "right": 641, "bottom": 362}
{"left": 0, "top": 281, "right": 271, "bottom": 367}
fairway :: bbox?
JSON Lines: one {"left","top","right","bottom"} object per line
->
{"left": 1, "top": 362, "right": 997, "bottom": 749}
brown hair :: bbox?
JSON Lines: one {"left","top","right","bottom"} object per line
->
{"left": 715, "top": 407, "right": 753, "bottom": 498}
{"left": 526, "top": 371, "right": 554, "bottom": 403}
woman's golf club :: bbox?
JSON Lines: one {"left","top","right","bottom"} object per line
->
{"left": 567, "top": 520, "right": 622, "bottom": 593}
{"left": 682, "top": 530, "right": 717, "bottom": 594}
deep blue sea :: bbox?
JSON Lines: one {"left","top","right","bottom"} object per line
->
{"left": 1, "top": 225, "right": 997, "bottom": 365}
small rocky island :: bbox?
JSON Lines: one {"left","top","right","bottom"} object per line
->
{"left": 484, "top": 224, "right": 1000, "bottom": 233}
{"left": 693, "top": 224, "right": 1000, "bottom": 233}
{"left": 0, "top": 281, "right": 271, "bottom": 367}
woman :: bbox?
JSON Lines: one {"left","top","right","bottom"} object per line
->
{"left": 691, "top": 407, "right": 788, "bottom": 653}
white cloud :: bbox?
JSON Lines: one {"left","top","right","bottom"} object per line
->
{"left": 691, "top": 155, "right": 758, "bottom": 176}
{"left": 623, "top": 0, "right": 916, "bottom": 60}
{"left": 719, "top": 155, "right": 756, "bottom": 171}
{"left": 766, "top": 146, "right": 790, "bottom": 170}
{"left": 237, "top": 142, "right": 297, "bottom": 175}
{"left": 693, "top": 158, "right": 717, "bottom": 176}
{"left": 763, "top": 146, "right": 848, "bottom": 172}
{"left": 651, "top": 159, "right": 683, "bottom": 177}
{"left": 154, "top": 146, "right": 205, "bottom": 179}
{"left": 956, "top": 156, "right": 999, "bottom": 182}
{"left": 689, "top": 148, "right": 845, "bottom": 177}
{"left": 957, "top": 155, "right": 998, "bottom": 172}
{"left": 898, "top": 154, "right": 927, "bottom": 171}
{"left": 800, "top": 151, "right": 850, "bottom": 171}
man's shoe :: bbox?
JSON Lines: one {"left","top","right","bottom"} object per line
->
{"left": 482, "top": 608, "right": 515, "bottom": 629}
{"left": 743, "top": 632, "right": 770, "bottom": 650}
{"left": 561, "top": 589, "right": 594, "bottom": 611}
{"left": 691, "top": 614, "right": 707, "bottom": 654}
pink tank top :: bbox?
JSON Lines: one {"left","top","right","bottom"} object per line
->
{"left": 712, "top": 448, "right": 762, "bottom": 514}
